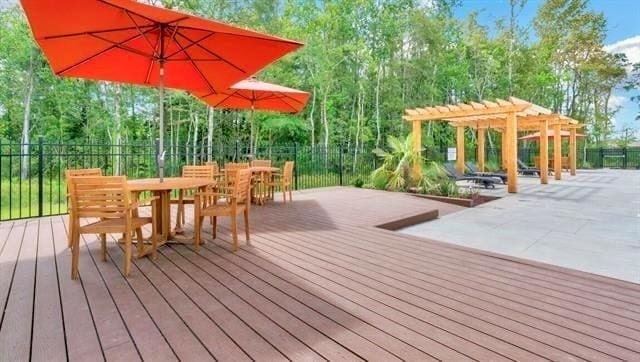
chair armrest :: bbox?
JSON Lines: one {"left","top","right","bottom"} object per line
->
{"left": 195, "top": 191, "right": 232, "bottom": 198}
{"left": 129, "top": 196, "right": 159, "bottom": 209}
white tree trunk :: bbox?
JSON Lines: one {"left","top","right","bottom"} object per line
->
{"left": 113, "top": 84, "right": 122, "bottom": 175}
{"left": 20, "top": 51, "right": 35, "bottom": 181}
{"left": 375, "top": 63, "right": 382, "bottom": 147}
{"left": 308, "top": 87, "right": 316, "bottom": 159}
{"left": 192, "top": 113, "right": 199, "bottom": 165}
{"left": 206, "top": 107, "right": 214, "bottom": 162}
{"left": 321, "top": 88, "right": 329, "bottom": 165}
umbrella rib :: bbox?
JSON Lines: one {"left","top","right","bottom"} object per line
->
{"left": 175, "top": 31, "right": 246, "bottom": 74}
{"left": 88, "top": 33, "right": 156, "bottom": 59}
{"left": 42, "top": 25, "right": 155, "bottom": 40}
{"left": 164, "top": 31, "right": 216, "bottom": 60}
{"left": 124, "top": 9, "right": 159, "bottom": 58}
{"left": 175, "top": 25, "right": 303, "bottom": 46}
{"left": 210, "top": 90, "right": 241, "bottom": 108}
{"left": 279, "top": 96, "right": 302, "bottom": 113}
{"left": 172, "top": 35, "right": 216, "bottom": 94}
{"left": 98, "top": 0, "right": 176, "bottom": 26}
{"left": 144, "top": 26, "right": 163, "bottom": 84}
{"left": 56, "top": 26, "right": 158, "bottom": 76}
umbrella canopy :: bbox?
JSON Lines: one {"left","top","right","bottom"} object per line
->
{"left": 21, "top": 0, "right": 303, "bottom": 180}
{"left": 196, "top": 78, "right": 310, "bottom": 113}
{"left": 196, "top": 78, "right": 309, "bottom": 155}
{"left": 519, "top": 130, "right": 585, "bottom": 141}
{"left": 20, "top": 0, "right": 302, "bottom": 93}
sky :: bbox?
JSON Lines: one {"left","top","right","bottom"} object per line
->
{"left": 454, "top": 0, "right": 640, "bottom": 135}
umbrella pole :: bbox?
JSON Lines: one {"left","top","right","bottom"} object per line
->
{"left": 250, "top": 104, "right": 255, "bottom": 157}
{"left": 158, "top": 60, "right": 165, "bottom": 182}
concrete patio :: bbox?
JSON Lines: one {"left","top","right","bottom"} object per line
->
{"left": 401, "top": 169, "right": 640, "bottom": 283}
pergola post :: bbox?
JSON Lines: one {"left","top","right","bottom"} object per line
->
{"left": 456, "top": 126, "right": 465, "bottom": 173}
{"left": 553, "top": 124, "right": 562, "bottom": 180}
{"left": 539, "top": 121, "right": 549, "bottom": 184}
{"left": 506, "top": 112, "right": 517, "bottom": 193}
{"left": 412, "top": 120, "right": 422, "bottom": 178}
{"left": 569, "top": 128, "right": 577, "bottom": 176}
{"left": 501, "top": 132, "right": 508, "bottom": 170}
{"left": 477, "top": 128, "right": 485, "bottom": 172}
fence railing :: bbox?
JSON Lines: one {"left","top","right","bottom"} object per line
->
{"left": 0, "top": 138, "right": 378, "bottom": 221}
{"left": 1, "top": 138, "right": 638, "bottom": 221}
{"left": 426, "top": 146, "right": 640, "bottom": 170}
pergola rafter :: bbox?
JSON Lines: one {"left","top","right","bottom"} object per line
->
{"left": 404, "top": 97, "right": 582, "bottom": 193}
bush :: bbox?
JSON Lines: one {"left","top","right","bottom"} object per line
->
{"left": 353, "top": 177, "right": 364, "bottom": 188}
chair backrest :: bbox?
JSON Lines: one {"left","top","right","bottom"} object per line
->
{"left": 443, "top": 163, "right": 460, "bottom": 178}
{"left": 225, "top": 162, "right": 249, "bottom": 170}
{"left": 68, "top": 176, "right": 130, "bottom": 218}
{"left": 283, "top": 161, "right": 294, "bottom": 182}
{"left": 182, "top": 165, "right": 215, "bottom": 178}
{"left": 251, "top": 159, "right": 272, "bottom": 167}
{"left": 205, "top": 161, "right": 220, "bottom": 174}
{"left": 65, "top": 168, "right": 103, "bottom": 197}
{"left": 465, "top": 162, "right": 478, "bottom": 173}
{"left": 517, "top": 159, "right": 529, "bottom": 169}
{"left": 224, "top": 162, "right": 250, "bottom": 184}
{"left": 229, "top": 169, "right": 252, "bottom": 204}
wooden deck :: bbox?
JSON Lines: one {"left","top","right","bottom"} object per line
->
{"left": 1, "top": 187, "right": 639, "bottom": 361}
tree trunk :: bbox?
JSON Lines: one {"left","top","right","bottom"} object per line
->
{"left": 113, "top": 84, "right": 122, "bottom": 175}
{"left": 192, "top": 112, "right": 199, "bottom": 165}
{"left": 321, "top": 87, "right": 329, "bottom": 166}
{"left": 20, "top": 50, "right": 36, "bottom": 181}
{"left": 375, "top": 62, "right": 382, "bottom": 147}
{"left": 308, "top": 87, "right": 316, "bottom": 160}
{"left": 206, "top": 107, "right": 214, "bottom": 162}
{"left": 353, "top": 86, "right": 363, "bottom": 173}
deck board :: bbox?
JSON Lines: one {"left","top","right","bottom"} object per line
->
{"left": 0, "top": 187, "right": 639, "bottom": 361}
{"left": 31, "top": 218, "right": 66, "bottom": 362}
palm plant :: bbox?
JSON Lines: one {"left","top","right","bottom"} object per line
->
{"left": 371, "top": 134, "right": 422, "bottom": 191}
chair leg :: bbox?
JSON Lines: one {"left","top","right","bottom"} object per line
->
{"left": 124, "top": 232, "right": 132, "bottom": 277}
{"left": 231, "top": 215, "right": 238, "bottom": 252}
{"left": 244, "top": 209, "right": 250, "bottom": 245}
{"left": 150, "top": 224, "right": 158, "bottom": 260}
{"left": 288, "top": 186, "right": 293, "bottom": 202}
{"left": 71, "top": 230, "right": 80, "bottom": 280}
{"left": 212, "top": 216, "right": 217, "bottom": 239}
{"left": 135, "top": 228, "right": 144, "bottom": 258}
{"left": 67, "top": 213, "right": 74, "bottom": 248}
{"left": 100, "top": 233, "right": 107, "bottom": 262}
{"left": 194, "top": 212, "right": 201, "bottom": 252}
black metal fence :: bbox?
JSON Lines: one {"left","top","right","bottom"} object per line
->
{"left": 2, "top": 137, "right": 638, "bottom": 221}
{"left": 426, "top": 146, "right": 640, "bottom": 170}
{"left": 0, "top": 138, "right": 378, "bottom": 221}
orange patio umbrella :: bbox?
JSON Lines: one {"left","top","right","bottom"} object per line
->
{"left": 196, "top": 78, "right": 310, "bottom": 154}
{"left": 519, "top": 130, "right": 585, "bottom": 141}
{"left": 21, "top": 0, "right": 302, "bottom": 180}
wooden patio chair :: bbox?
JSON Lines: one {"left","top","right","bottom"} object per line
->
{"left": 223, "top": 162, "right": 250, "bottom": 187}
{"left": 267, "top": 161, "right": 294, "bottom": 203}
{"left": 68, "top": 176, "right": 158, "bottom": 279}
{"left": 251, "top": 159, "right": 272, "bottom": 167}
{"left": 171, "top": 165, "right": 216, "bottom": 227}
{"left": 65, "top": 168, "right": 103, "bottom": 248}
{"left": 194, "top": 168, "right": 252, "bottom": 252}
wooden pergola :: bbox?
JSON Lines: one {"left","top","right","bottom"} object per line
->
{"left": 403, "top": 97, "right": 581, "bottom": 193}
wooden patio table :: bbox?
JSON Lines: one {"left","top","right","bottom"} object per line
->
{"left": 249, "top": 166, "right": 280, "bottom": 205}
{"left": 128, "top": 177, "right": 214, "bottom": 251}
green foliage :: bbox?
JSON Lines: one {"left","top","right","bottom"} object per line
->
{"left": 353, "top": 177, "right": 365, "bottom": 188}
{"left": 371, "top": 133, "right": 421, "bottom": 191}
{"left": 0, "top": 0, "right": 627, "bottom": 154}
{"left": 484, "top": 161, "right": 502, "bottom": 172}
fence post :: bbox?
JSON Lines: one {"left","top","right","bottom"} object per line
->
{"left": 623, "top": 148, "right": 628, "bottom": 169}
{"left": 339, "top": 144, "right": 344, "bottom": 186}
{"left": 38, "top": 136, "right": 44, "bottom": 217}
{"left": 293, "top": 143, "right": 299, "bottom": 190}
{"left": 599, "top": 148, "right": 604, "bottom": 168}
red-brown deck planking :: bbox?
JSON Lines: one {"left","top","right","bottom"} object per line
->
{"left": 0, "top": 187, "right": 638, "bottom": 361}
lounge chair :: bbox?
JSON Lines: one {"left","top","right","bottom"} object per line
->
{"left": 465, "top": 162, "right": 507, "bottom": 184}
{"left": 443, "top": 163, "right": 497, "bottom": 189}
{"left": 517, "top": 159, "right": 540, "bottom": 176}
